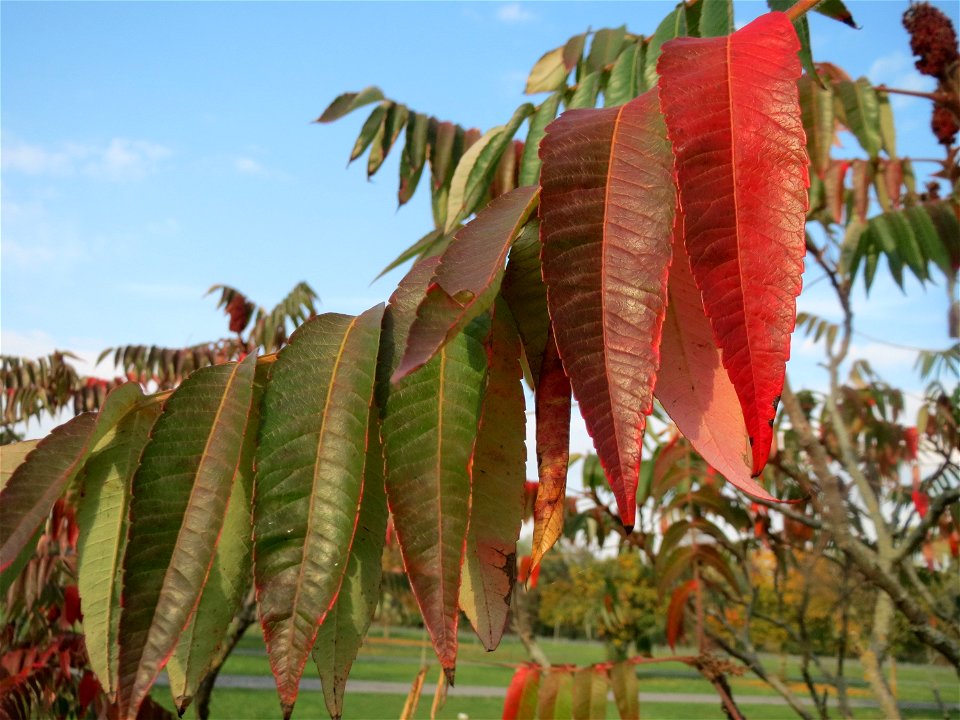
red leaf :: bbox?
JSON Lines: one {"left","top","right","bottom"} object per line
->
{"left": 394, "top": 186, "right": 540, "bottom": 381}
{"left": 530, "top": 329, "right": 572, "bottom": 567}
{"left": 78, "top": 671, "right": 101, "bottom": 712}
{"left": 63, "top": 584, "right": 82, "bottom": 624}
{"left": 658, "top": 12, "right": 809, "bottom": 477}
{"left": 903, "top": 426, "right": 919, "bottom": 461}
{"left": 656, "top": 218, "right": 779, "bottom": 502}
{"left": 539, "top": 89, "right": 676, "bottom": 530}
{"left": 503, "top": 665, "right": 541, "bottom": 720}
{"left": 666, "top": 579, "right": 698, "bottom": 650}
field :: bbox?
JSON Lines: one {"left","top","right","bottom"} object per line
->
{"left": 154, "top": 625, "right": 960, "bottom": 720}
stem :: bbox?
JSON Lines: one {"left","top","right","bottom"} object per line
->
{"left": 785, "top": 0, "right": 822, "bottom": 22}
{"left": 876, "top": 85, "right": 948, "bottom": 102}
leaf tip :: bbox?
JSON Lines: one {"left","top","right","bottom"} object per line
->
{"left": 622, "top": 523, "right": 634, "bottom": 535}
{"left": 281, "top": 701, "right": 296, "bottom": 720}
{"left": 443, "top": 666, "right": 456, "bottom": 688}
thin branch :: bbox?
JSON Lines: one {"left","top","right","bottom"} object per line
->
{"left": 785, "top": 0, "right": 823, "bottom": 22}
{"left": 876, "top": 85, "right": 949, "bottom": 102}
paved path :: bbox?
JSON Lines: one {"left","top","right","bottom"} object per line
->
{"left": 156, "top": 675, "right": 960, "bottom": 711}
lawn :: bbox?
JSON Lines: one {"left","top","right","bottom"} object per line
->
{"left": 158, "top": 625, "right": 959, "bottom": 720}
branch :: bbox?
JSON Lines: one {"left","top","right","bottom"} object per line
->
{"left": 785, "top": 0, "right": 823, "bottom": 22}
{"left": 876, "top": 85, "right": 949, "bottom": 103}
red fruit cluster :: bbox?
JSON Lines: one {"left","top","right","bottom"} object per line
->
{"left": 226, "top": 294, "right": 255, "bottom": 334}
{"left": 932, "top": 103, "right": 959, "bottom": 145}
{"left": 902, "top": 2, "right": 959, "bottom": 79}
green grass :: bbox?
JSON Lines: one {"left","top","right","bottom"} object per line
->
{"left": 162, "top": 625, "right": 960, "bottom": 720}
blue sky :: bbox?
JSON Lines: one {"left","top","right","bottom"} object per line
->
{"left": 2, "top": 1, "right": 957, "bottom": 448}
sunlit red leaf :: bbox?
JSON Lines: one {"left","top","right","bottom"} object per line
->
{"left": 658, "top": 12, "right": 808, "bottom": 476}
{"left": 656, "top": 219, "right": 779, "bottom": 501}
{"left": 539, "top": 89, "right": 676, "bottom": 530}
{"left": 666, "top": 578, "right": 698, "bottom": 650}
{"left": 530, "top": 330, "right": 572, "bottom": 568}
{"left": 502, "top": 664, "right": 541, "bottom": 720}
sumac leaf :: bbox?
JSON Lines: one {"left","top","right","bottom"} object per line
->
{"left": 503, "top": 664, "right": 541, "bottom": 720}
{"left": 76, "top": 394, "right": 162, "bottom": 702}
{"left": 656, "top": 230, "right": 777, "bottom": 504}
{"left": 609, "top": 662, "right": 639, "bottom": 720}
{"left": 540, "top": 89, "right": 676, "bottom": 529}
{"left": 460, "top": 302, "right": 526, "bottom": 651}
{"left": 1, "top": 382, "right": 141, "bottom": 572}
{"left": 501, "top": 220, "right": 550, "bottom": 387}
{"left": 658, "top": 12, "right": 808, "bottom": 476}
{"left": 572, "top": 666, "right": 608, "bottom": 720}
{"left": 538, "top": 669, "right": 574, "bottom": 719}
{"left": 394, "top": 185, "right": 539, "bottom": 381}
{"left": 117, "top": 356, "right": 257, "bottom": 720}
{"left": 253, "top": 307, "right": 383, "bottom": 717}
{"left": 313, "top": 414, "right": 388, "bottom": 720}
{"left": 379, "top": 260, "right": 488, "bottom": 682}
{"left": 530, "top": 330, "right": 571, "bottom": 568}
{"left": 665, "top": 578, "right": 698, "bottom": 650}
{"left": 317, "top": 86, "right": 385, "bottom": 123}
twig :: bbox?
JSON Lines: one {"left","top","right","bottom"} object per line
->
{"left": 785, "top": 0, "right": 823, "bottom": 22}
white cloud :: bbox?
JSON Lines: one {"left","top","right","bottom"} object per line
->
{"left": 234, "top": 156, "right": 264, "bottom": 175}
{"left": 867, "top": 51, "right": 935, "bottom": 109}
{"left": 496, "top": 3, "right": 536, "bottom": 24}
{"left": 1, "top": 137, "right": 171, "bottom": 180}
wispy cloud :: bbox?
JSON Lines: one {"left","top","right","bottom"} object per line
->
{"left": 1, "top": 138, "right": 171, "bottom": 180}
{"left": 868, "top": 51, "right": 934, "bottom": 109}
{"left": 234, "top": 156, "right": 265, "bottom": 175}
{"left": 496, "top": 3, "right": 536, "bottom": 24}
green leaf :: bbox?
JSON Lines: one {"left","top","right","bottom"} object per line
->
{"left": 572, "top": 666, "right": 608, "bottom": 720}
{"left": 349, "top": 103, "right": 387, "bottom": 163}
{"left": 604, "top": 42, "right": 640, "bottom": 107}
{"left": 518, "top": 92, "right": 562, "bottom": 187}
{"left": 906, "top": 205, "right": 948, "bottom": 276}
{"left": 0, "top": 440, "right": 38, "bottom": 491}
{"left": 394, "top": 186, "right": 539, "bottom": 381}
{"left": 925, "top": 201, "right": 960, "bottom": 275}
{"left": 1, "top": 382, "right": 141, "bottom": 572}
{"left": 457, "top": 104, "right": 535, "bottom": 226}
{"left": 375, "top": 229, "right": 451, "bottom": 281}
{"left": 77, "top": 396, "right": 162, "bottom": 702}
{"left": 699, "top": 0, "right": 733, "bottom": 37}
{"left": 644, "top": 6, "right": 687, "bottom": 89}
{"left": 0, "top": 439, "right": 40, "bottom": 596}
{"left": 538, "top": 670, "right": 573, "bottom": 719}
{"left": 313, "top": 413, "right": 388, "bottom": 720}
{"left": 836, "top": 78, "right": 882, "bottom": 158}
{"left": 253, "top": 307, "right": 383, "bottom": 716}
{"left": 460, "top": 301, "right": 526, "bottom": 651}
{"left": 445, "top": 128, "right": 501, "bottom": 232}
{"left": 368, "top": 103, "right": 409, "bottom": 178}
{"left": 525, "top": 46, "right": 568, "bottom": 94}
{"left": 379, "top": 261, "right": 489, "bottom": 680}
{"left": 609, "top": 662, "right": 639, "bottom": 720}
{"left": 566, "top": 71, "right": 601, "bottom": 110}
{"left": 316, "top": 86, "right": 385, "bottom": 123}
{"left": 798, "top": 75, "right": 835, "bottom": 178}
{"left": 815, "top": 0, "right": 858, "bottom": 28}
{"left": 767, "top": 0, "right": 819, "bottom": 83}
{"left": 501, "top": 220, "right": 550, "bottom": 388}
{"left": 116, "top": 356, "right": 257, "bottom": 720}
{"left": 586, "top": 26, "right": 626, "bottom": 73}
{"left": 399, "top": 113, "right": 430, "bottom": 206}
{"left": 878, "top": 92, "right": 896, "bottom": 158}
{"left": 166, "top": 362, "right": 266, "bottom": 714}
{"left": 563, "top": 34, "right": 588, "bottom": 74}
